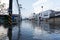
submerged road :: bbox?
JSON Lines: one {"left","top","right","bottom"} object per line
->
{"left": 0, "top": 20, "right": 60, "bottom": 40}
{"left": 12, "top": 20, "right": 60, "bottom": 40}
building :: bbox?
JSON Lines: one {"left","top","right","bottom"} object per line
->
{"left": 0, "top": 14, "right": 21, "bottom": 24}
{"left": 12, "top": 14, "right": 22, "bottom": 24}
{"left": 48, "top": 11, "right": 60, "bottom": 23}
{"left": 39, "top": 10, "right": 55, "bottom": 19}
{"left": 30, "top": 10, "right": 60, "bottom": 23}
{"left": 32, "top": 10, "right": 60, "bottom": 23}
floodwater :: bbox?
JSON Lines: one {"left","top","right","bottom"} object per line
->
{"left": 0, "top": 20, "right": 60, "bottom": 40}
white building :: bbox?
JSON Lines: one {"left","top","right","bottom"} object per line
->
{"left": 40, "top": 10, "right": 55, "bottom": 19}
{"left": 31, "top": 10, "right": 60, "bottom": 21}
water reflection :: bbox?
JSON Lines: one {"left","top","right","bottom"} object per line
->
{"left": 0, "top": 25, "right": 8, "bottom": 40}
{"left": 12, "top": 21, "right": 60, "bottom": 40}
{"left": 0, "top": 24, "right": 14, "bottom": 40}
{"left": 32, "top": 21, "right": 60, "bottom": 40}
{"left": 3, "top": 24, "right": 12, "bottom": 40}
{"left": 7, "top": 26, "right": 12, "bottom": 40}
{"left": 12, "top": 22, "right": 22, "bottom": 40}
{"left": 0, "top": 21, "right": 60, "bottom": 40}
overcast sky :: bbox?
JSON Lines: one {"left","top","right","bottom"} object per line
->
{"left": 33, "top": 0, "right": 60, "bottom": 13}
{"left": 16, "top": 0, "right": 60, "bottom": 18}
{"left": 19, "top": 0, "right": 36, "bottom": 18}
{"left": 13, "top": 0, "right": 36, "bottom": 18}
{"left": 1, "top": 0, "right": 60, "bottom": 18}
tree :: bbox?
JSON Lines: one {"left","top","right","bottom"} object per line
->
{"left": 0, "top": 2, "right": 8, "bottom": 15}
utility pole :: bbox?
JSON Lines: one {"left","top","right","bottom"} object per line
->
{"left": 7, "top": 0, "right": 13, "bottom": 40}
{"left": 16, "top": 0, "right": 22, "bottom": 22}
{"left": 16, "top": 0, "right": 22, "bottom": 40}
{"left": 8, "top": 0, "right": 12, "bottom": 25}
{"left": 9, "top": 0, "right": 12, "bottom": 15}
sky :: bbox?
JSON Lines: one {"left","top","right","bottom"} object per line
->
{"left": 13, "top": 0, "right": 36, "bottom": 18}
{"left": 0, "top": 0, "right": 60, "bottom": 18}
{"left": 33, "top": 0, "right": 60, "bottom": 13}
{"left": 14, "top": 0, "right": 60, "bottom": 18}
{"left": 19, "top": 0, "right": 36, "bottom": 18}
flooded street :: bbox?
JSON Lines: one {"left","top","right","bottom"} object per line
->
{"left": 0, "top": 21, "right": 60, "bottom": 40}
{"left": 0, "top": 25, "right": 8, "bottom": 40}
{"left": 0, "top": 0, "right": 60, "bottom": 40}
{"left": 12, "top": 21, "right": 60, "bottom": 40}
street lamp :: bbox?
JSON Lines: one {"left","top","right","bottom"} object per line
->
{"left": 41, "top": 6, "right": 43, "bottom": 12}
{"left": 41, "top": 6, "right": 43, "bottom": 17}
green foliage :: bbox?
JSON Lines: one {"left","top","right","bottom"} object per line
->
{"left": 4, "top": 15, "right": 9, "bottom": 23}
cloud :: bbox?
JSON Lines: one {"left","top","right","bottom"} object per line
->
{"left": 33, "top": 0, "right": 48, "bottom": 6}
{"left": 32, "top": 0, "right": 60, "bottom": 13}
{"left": 32, "top": 0, "right": 48, "bottom": 13}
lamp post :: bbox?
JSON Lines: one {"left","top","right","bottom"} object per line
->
{"left": 41, "top": 6, "right": 43, "bottom": 20}
{"left": 41, "top": 6, "right": 43, "bottom": 12}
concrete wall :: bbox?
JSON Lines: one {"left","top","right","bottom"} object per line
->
{"left": 46, "top": 17, "right": 60, "bottom": 23}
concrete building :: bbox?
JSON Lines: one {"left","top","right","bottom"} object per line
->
{"left": 0, "top": 14, "right": 21, "bottom": 24}
{"left": 39, "top": 10, "right": 55, "bottom": 19}
{"left": 48, "top": 11, "right": 60, "bottom": 23}
{"left": 31, "top": 13, "right": 39, "bottom": 21}
{"left": 32, "top": 10, "right": 60, "bottom": 23}
{"left": 32, "top": 10, "right": 55, "bottom": 21}
{"left": 12, "top": 14, "right": 22, "bottom": 24}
